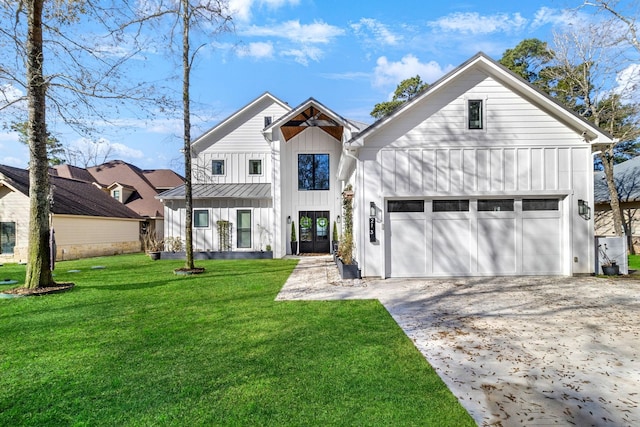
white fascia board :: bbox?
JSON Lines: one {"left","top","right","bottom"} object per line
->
{"left": 192, "top": 92, "right": 290, "bottom": 151}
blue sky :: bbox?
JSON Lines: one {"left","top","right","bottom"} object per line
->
{"left": 0, "top": 0, "right": 624, "bottom": 172}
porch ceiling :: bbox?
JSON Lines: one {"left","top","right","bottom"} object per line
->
{"left": 281, "top": 105, "right": 343, "bottom": 142}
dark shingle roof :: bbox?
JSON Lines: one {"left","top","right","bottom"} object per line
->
{"left": 594, "top": 156, "right": 640, "bottom": 203}
{"left": 0, "top": 164, "right": 141, "bottom": 219}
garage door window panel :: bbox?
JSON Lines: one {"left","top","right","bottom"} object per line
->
{"left": 433, "top": 200, "right": 469, "bottom": 212}
{"left": 388, "top": 200, "right": 424, "bottom": 212}
{"left": 478, "top": 199, "right": 514, "bottom": 212}
{"left": 523, "top": 199, "right": 559, "bottom": 211}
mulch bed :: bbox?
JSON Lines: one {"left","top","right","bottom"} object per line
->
{"left": 1, "top": 283, "right": 75, "bottom": 296}
{"left": 174, "top": 267, "right": 206, "bottom": 275}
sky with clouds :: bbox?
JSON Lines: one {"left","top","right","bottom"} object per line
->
{"left": 0, "top": 0, "right": 637, "bottom": 172}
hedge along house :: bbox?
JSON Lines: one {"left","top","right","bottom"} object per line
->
{"left": 159, "top": 52, "right": 613, "bottom": 277}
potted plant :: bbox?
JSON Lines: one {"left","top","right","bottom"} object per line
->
{"left": 598, "top": 243, "right": 619, "bottom": 275}
{"left": 290, "top": 220, "right": 298, "bottom": 255}
{"left": 144, "top": 232, "right": 164, "bottom": 260}
{"left": 336, "top": 185, "right": 360, "bottom": 279}
{"left": 332, "top": 220, "right": 339, "bottom": 256}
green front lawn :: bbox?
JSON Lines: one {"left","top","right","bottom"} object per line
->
{"left": 0, "top": 255, "right": 472, "bottom": 426}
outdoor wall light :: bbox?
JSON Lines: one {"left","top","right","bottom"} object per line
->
{"left": 578, "top": 199, "right": 591, "bottom": 220}
{"left": 370, "top": 202, "right": 376, "bottom": 218}
{"left": 287, "top": 215, "right": 291, "bottom": 224}
{"left": 336, "top": 215, "right": 341, "bottom": 223}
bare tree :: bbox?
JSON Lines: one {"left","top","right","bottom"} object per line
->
{"left": 583, "top": 0, "right": 640, "bottom": 53}
{"left": 138, "top": 0, "right": 232, "bottom": 270}
{"left": 549, "top": 23, "right": 640, "bottom": 236}
{"left": 0, "top": 1, "right": 172, "bottom": 288}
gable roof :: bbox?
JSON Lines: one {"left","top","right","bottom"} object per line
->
{"left": 0, "top": 164, "right": 141, "bottom": 219}
{"left": 263, "top": 97, "right": 367, "bottom": 143}
{"left": 594, "top": 156, "right": 640, "bottom": 203}
{"left": 351, "top": 52, "right": 614, "bottom": 146}
{"left": 191, "top": 92, "right": 291, "bottom": 151}
{"left": 85, "top": 160, "right": 182, "bottom": 218}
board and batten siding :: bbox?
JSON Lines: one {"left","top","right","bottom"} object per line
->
{"left": 274, "top": 126, "right": 343, "bottom": 256}
{"left": 192, "top": 100, "right": 288, "bottom": 184}
{"left": 357, "top": 69, "right": 594, "bottom": 277}
{"left": 164, "top": 199, "right": 273, "bottom": 252}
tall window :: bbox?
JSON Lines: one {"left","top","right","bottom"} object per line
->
{"left": 194, "top": 210, "right": 209, "bottom": 228}
{"left": 264, "top": 116, "right": 272, "bottom": 127}
{"left": 237, "top": 210, "right": 251, "bottom": 248}
{"left": 249, "top": 159, "right": 262, "bottom": 175}
{"left": 112, "top": 189, "right": 120, "bottom": 200}
{"left": 298, "top": 154, "right": 329, "bottom": 191}
{"left": 468, "top": 99, "right": 483, "bottom": 129}
{"left": 212, "top": 159, "right": 225, "bottom": 175}
{"left": 0, "top": 222, "right": 16, "bottom": 254}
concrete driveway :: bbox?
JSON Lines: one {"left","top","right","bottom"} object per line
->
{"left": 277, "top": 256, "right": 640, "bottom": 426}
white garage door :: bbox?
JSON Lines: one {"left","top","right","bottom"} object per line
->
{"left": 387, "top": 198, "right": 562, "bottom": 277}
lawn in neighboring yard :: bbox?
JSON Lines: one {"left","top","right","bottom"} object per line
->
{"left": 629, "top": 254, "right": 640, "bottom": 270}
{"left": 0, "top": 254, "right": 473, "bottom": 426}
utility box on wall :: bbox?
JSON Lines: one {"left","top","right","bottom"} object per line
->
{"left": 595, "top": 236, "right": 628, "bottom": 275}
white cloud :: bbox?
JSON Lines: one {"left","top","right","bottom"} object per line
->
{"left": 351, "top": 18, "right": 401, "bottom": 46}
{"left": 281, "top": 46, "right": 323, "bottom": 66}
{"left": 241, "top": 20, "right": 345, "bottom": 44}
{"left": 615, "top": 63, "right": 640, "bottom": 99}
{"left": 373, "top": 54, "right": 453, "bottom": 88}
{"left": 229, "top": 0, "right": 300, "bottom": 22}
{"left": 237, "top": 41, "right": 275, "bottom": 59}
{"left": 428, "top": 12, "right": 528, "bottom": 35}
{"left": 111, "top": 142, "right": 144, "bottom": 159}
{"left": 531, "top": 7, "right": 582, "bottom": 30}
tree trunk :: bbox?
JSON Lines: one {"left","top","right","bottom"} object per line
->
{"left": 600, "top": 147, "right": 624, "bottom": 236}
{"left": 24, "top": 0, "right": 54, "bottom": 288}
{"left": 182, "top": 0, "right": 194, "bottom": 270}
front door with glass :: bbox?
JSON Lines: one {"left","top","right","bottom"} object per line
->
{"left": 298, "top": 211, "right": 330, "bottom": 253}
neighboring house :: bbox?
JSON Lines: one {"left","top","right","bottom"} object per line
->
{"left": 53, "top": 160, "right": 184, "bottom": 242}
{"left": 0, "top": 164, "right": 143, "bottom": 263}
{"left": 159, "top": 53, "right": 613, "bottom": 277}
{"left": 594, "top": 155, "right": 640, "bottom": 253}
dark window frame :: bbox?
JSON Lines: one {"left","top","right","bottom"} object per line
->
{"left": 468, "top": 99, "right": 483, "bottom": 129}
{"left": 249, "top": 159, "right": 262, "bottom": 175}
{"left": 298, "top": 153, "right": 330, "bottom": 191}
{"left": 194, "top": 209, "right": 210, "bottom": 228}
{"left": 237, "top": 210, "right": 252, "bottom": 248}
{"left": 212, "top": 159, "right": 225, "bottom": 175}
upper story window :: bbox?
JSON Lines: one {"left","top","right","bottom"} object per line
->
{"left": 212, "top": 159, "right": 225, "bottom": 175}
{"left": 298, "top": 154, "right": 329, "bottom": 191}
{"left": 468, "top": 99, "right": 483, "bottom": 129}
{"left": 249, "top": 159, "right": 262, "bottom": 175}
{"left": 112, "top": 189, "right": 120, "bottom": 200}
{"left": 264, "top": 116, "right": 272, "bottom": 127}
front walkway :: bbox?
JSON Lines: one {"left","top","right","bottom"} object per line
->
{"left": 277, "top": 256, "right": 640, "bottom": 426}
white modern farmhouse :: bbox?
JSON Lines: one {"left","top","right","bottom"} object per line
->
{"left": 159, "top": 52, "right": 613, "bottom": 277}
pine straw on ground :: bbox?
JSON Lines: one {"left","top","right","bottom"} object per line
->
{"left": 2, "top": 283, "right": 75, "bottom": 296}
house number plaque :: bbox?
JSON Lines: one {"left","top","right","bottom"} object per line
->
{"left": 369, "top": 217, "right": 376, "bottom": 242}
